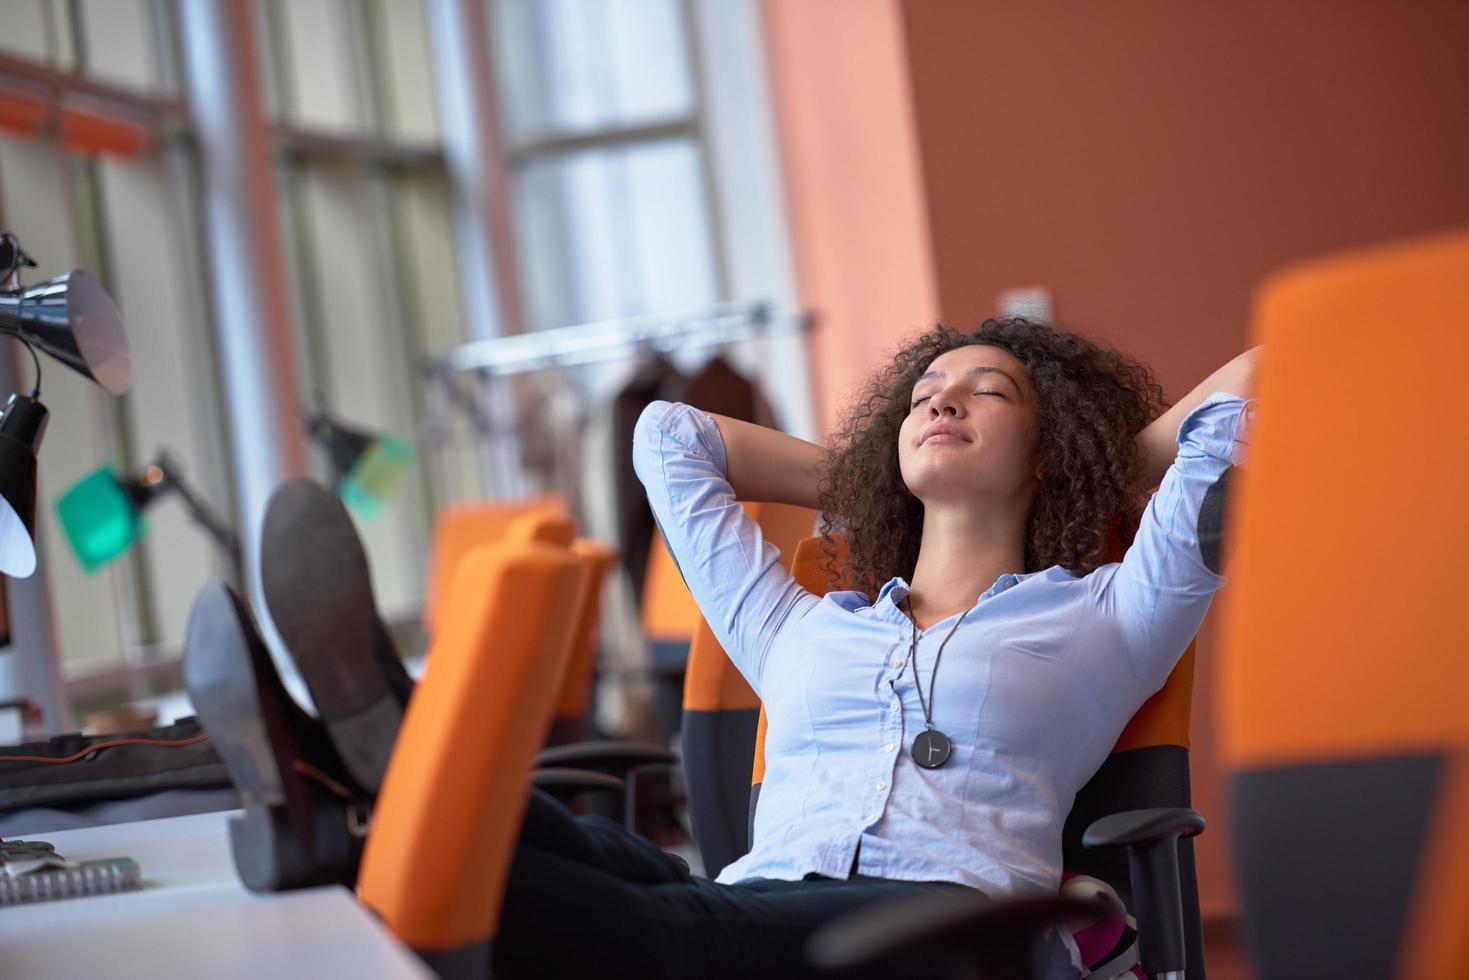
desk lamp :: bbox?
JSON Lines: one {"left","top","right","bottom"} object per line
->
{"left": 303, "top": 408, "right": 412, "bottom": 519}
{"left": 0, "top": 232, "right": 130, "bottom": 578}
{"left": 55, "top": 451, "right": 239, "bottom": 573}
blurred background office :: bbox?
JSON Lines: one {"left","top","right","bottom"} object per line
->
{"left": 1, "top": 0, "right": 1467, "bottom": 964}
{"left": 0, "top": 0, "right": 808, "bottom": 712}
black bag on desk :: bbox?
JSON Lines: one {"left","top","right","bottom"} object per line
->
{"left": 0, "top": 716, "right": 231, "bottom": 813}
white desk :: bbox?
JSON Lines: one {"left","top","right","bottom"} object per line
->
{"left": 0, "top": 810, "right": 431, "bottom": 979}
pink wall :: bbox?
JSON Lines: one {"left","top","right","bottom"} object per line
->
{"left": 764, "top": 0, "right": 1469, "bottom": 921}
{"left": 760, "top": 0, "right": 940, "bottom": 434}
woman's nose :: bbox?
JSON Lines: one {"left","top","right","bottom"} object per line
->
{"left": 930, "top": 387, "right": 965, "bottom": 416}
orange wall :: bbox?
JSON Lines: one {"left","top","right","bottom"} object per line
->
{"left": 764, "top": 0, "right": 1469, "bottom": 922}
{"left": 901, "top": 1, "right": 1469, "bottom": 398}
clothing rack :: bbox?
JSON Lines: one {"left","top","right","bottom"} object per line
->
{"left": 418, "top": 300, "right": 814, "bottom": 507}
{"left": 426, "top": 301, "right": 812, "bottom": 378}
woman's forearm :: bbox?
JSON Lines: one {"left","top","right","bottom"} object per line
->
{"left": 706, "top": 413, "right": 825, "bottom": 510}
{"left": 1137, "top": 346, "right": 1260, "bottom": 488}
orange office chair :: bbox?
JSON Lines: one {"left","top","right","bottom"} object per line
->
{"left": 547, "top": 539, "right": 619, "bottom": 745}
{"left": 641, "top": 527, "right": 706, "bottom": 737}
{"left": 685, "top": 534, "right": 1207, "bottom": 978}
{"left": 357, "top": 538, "right": 587, "bottom": 978}
{"left": 531, "top": 533, "right": 707, "bottom": 829}
{"left": 537, "top": 507, "right": 818, "bottom": 836}
{"left": 422, "top": 495, "right": 567, "bottom": 632}
{"left": 504, "top": 510, "right": 576, "bottom": 549}
{"left": 1219, "top": 229, "right": 1469, "bottom": 979}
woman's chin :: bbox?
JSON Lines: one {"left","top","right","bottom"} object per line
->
{"left": 907, "top": 477, "right": 993, "bottom": 508}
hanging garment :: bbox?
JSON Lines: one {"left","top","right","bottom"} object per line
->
{"left": 611, "top": 354, "right": 687, "bottom": 598}
{"left": 515, "top": 368, "right": 588, "bottom": 518}
{"left": 666, "top": 353, "right": 780, "bottom": 433}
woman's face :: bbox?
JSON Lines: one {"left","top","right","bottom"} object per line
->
{"left": 897, "top": 344, "right": 1042, "bottom": 506}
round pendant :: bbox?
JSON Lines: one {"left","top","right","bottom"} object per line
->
{"left": 912, "top": 729, "right": 952, "bottom": 769}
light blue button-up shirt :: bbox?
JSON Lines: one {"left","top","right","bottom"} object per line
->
{"left": 633, "top": 392, "right": 1248, "bottom": 974}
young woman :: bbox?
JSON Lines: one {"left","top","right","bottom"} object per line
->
{"left": 494, "top": 317, "right": 1258, "bottom": 979}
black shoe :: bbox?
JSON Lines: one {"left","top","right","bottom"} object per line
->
{"left": 261, "top": 479, "right": 412, "bottom": 794}
{"left": 182, "top": 581, "right": 369, "bottom": 892}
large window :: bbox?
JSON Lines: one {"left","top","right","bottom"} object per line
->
{"left": 489, "top": 0, "right": 811, "bottom": 439}
{"left": 491, "top": 0, "right": 722, "bottom": 332}
{"left": 0, "top": 0, "right": 805, "bottom": 720}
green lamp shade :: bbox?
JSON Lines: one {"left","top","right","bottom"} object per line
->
{"left": 339, "top": 435, "right": 413, "bottom": 520}
{"left": 55, "top": 467, "right": 142, "bottom": 573}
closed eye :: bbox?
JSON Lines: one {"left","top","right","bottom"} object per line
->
{"left": 911, "top": 389, "right": 1005, "bottom": 408}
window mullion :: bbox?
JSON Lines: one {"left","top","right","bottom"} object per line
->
{"left": 679, "top": 0, "right": 730, "bottom": 304}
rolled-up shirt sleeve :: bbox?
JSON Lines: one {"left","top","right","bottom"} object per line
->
{"left": 632, "top": 401, "right": 814, "bottom": 696}
{"left": 1098, "top": 391, "right": 1253, "bottom": 691}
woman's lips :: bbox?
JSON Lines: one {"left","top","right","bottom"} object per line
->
{"left": 921, "top": 432, "right": 969, "bottom": 445}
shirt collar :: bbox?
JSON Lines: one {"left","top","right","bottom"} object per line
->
{"left": 873, "top": 568, "right": 1049, "bottom": 622}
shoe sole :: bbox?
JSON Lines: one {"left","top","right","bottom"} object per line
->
{"left": 261, "top": 479, "right": 401, "bottom": 793}
{"left": 182, "top": 581, "right": 355, "bottom": 891}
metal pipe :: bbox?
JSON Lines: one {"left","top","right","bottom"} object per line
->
{"left": 177, "top": 0, "right": 307, "bottom": 619}
{"left": 432, "top": 303, "right": 810, "bottom": 377}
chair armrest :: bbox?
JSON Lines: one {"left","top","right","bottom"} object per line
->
{"left": 532, "top": 767, "right": 625, "bottom": 806}
{"left": 534, "top": 742, "right": 678, "bottom": 831}
{"left": 806, "top": 890, "right": 1109, "bottom": 977}
{"left": 535, "top": 740, "right": 676, "bottom": 777}
{"left": 1083, "top": 806, "right": 1205, "bottom": 976}
{"left": 1082, "top": 806, "right": 1204, "bottom": 849}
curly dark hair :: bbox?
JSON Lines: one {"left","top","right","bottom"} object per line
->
{"left": 816, "top": 317, "right": 1169, "bottom": 593}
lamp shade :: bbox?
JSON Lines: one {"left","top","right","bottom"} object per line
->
{"left": 0, "top": 270, "right": 131, "bottom": 395}
{"left": 305, "top": 411, "right": 413, "bottom": 519}
{"left": 339, "top": 434, "right": 413, "bottom": 519}
{"left": 55, "top": 467, "right": 145, "bottom": 574}
{"left": 0, "top": 394, "right": 49, "bottom": 578}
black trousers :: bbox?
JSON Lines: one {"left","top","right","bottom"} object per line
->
{"left": 492, "top": 790, "right": 987, "bottom": 979}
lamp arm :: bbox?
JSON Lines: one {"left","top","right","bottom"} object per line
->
{"left": 156, "top": 458, "right": 241, "bottom": 563}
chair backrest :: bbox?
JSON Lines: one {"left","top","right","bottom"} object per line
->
{"left": 686, "top": 532, "right": 1204, "bottom": 973}
{"left": 1220, "top": 229, "right": 1469, "bottom": 980}
{"left": 422, "top": 496, "right": 567, "bottom": 631}
{"left": 641, "top": 528, "right": 704, "bottom": 673}
{"left": 549, "top": 539, "right": 618, "bottom": 743}
{"left": 505, "top": 510, "right": 577, "bottom": 548}
{"left": 358, "top": 539, "right": 586, "bottom": 974}
{"left": 679, "top": 504, "right": 818, "bottom": 877}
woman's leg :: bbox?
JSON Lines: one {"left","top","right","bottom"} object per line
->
{"left": 513, "top": 788, "right": 691, "bottom": 884}
{"left": 494, "top": 796, "right": 981, "bottom": 980}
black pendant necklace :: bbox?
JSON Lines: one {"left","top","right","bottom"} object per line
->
{"left": 903, "top": 595, "right": 967, "bottom": 769}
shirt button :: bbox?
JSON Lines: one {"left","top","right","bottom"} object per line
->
{"left": 875, "top": 781, "right": 886, "bottom": 791}
{"left": 890, "top": 700, "right": 900, "bottom": 711}
{"left": 883, "top": 743, "right": 894, "bottom": 753}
